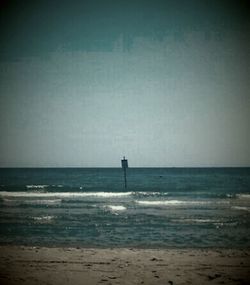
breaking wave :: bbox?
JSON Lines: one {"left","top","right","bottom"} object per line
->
{"left": 106, "top": 205, "right": 127, "bottom": 211}
{"left": 135, "top": 200, "right": 212, "bottom": 206}
{"left": 3, "top": 198, "right": 62, "bottom": 206}
{"left": 231, "top": 206, "right": 250, "bottom": 212}
{"left": 32, "top": 215, "right": 55, "bottom": 223}
{"left": 26, "top": 185, "right": 48, "bottom": 189}
{"left": 0, "top": 191, "right": 132, "bottom": 198}
{"left": 236, "top": 194, "right": 250, "bottom": 199}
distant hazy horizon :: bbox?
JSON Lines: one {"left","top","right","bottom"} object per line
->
{"left": 1, "top": 165, "right": 250, "bottom": 169}
{"left": 0, "top": 0, "right": 249, "bottom": 168}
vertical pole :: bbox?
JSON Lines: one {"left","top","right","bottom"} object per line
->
{"left": 121, "top": 156, "right": 128, "bottom": 189}
{"left": 123, "top": 166, "right": 127, "bottom": 189}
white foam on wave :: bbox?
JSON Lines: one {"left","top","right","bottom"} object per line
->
{"left": 231, "top": 206, "right": 250, "bottom": 212}
{"left": 136, "top": 192, "right": 168, "bottom": 196}
{"left": 33, "top": 215, "right": 55, "bottom": 223}
{"left": 3, "top": 198, "right": 62, "bottom": 205}
{"left": 106, "top": 205, "right": 127, "bottom": 211}
{"left": 135, "top": 200, "right": 211, "bottom": 206}
{"left": 0, "top": 191, "right": 132, "bottom": 198}
{"left": 186, "top": 218, "right": 216, "bottom": 223}
{"left": 172, "top": 218, "right": 221, "bottom": 224}
{"left": 26, "top": 185, "right": 48, "bottom": 189}
{"left": 236, "top": 194, "right": 250, "bottom": 199}
{"left": 25, "top": 199, "right": 62, "bottom": 205}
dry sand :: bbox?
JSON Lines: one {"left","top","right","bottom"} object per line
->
{"left": 0, "top": 246, "right": 249, "bottom": 285}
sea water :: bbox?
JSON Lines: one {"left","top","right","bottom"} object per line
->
{"left": 0, "top": 168, "right": 250, "bottom": 248}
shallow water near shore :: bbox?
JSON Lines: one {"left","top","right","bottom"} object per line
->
{"left": 0, "top": 167, "right": 250, "bottom": 248}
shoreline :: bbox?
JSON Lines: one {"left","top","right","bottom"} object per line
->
{"left": 0, "top": 246, "right": 249, "bottom": 284}
{"left": 0, "top": 243, "right": 250, "bottom": 248}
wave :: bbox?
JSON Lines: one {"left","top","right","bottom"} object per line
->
{"left": 135, "top": 200, "right": 212, "bottom": 206}
{"left": 3, "top": 198, "right": 62, "bottom": 206}
{"left": 135, "top": 192, "right": 236, "bottom": 199}
{"left": 184, "top": 218, "right": 218, "bottom": 223}
{"left": 236, "top": 194, "right": 250, "bottom": 199}
{"left": 231, "top": 206, "right": 250, "bottom": 212}
{"left": 24, "top": 199, "right": 61, "bottom": 205}
{"left": 33, "top": 215, "right": 55, "bottom": 223}
{"left": 106, "top": 205, "right": 127, "bottom": 211}
{"left": 136, "top": 192, "right": 168, "bottom": 196}
{"left": 26, "top": 185, "right": 48, "bottom": 189}
{"left": 172, "top": 218, "right": 221, "bottom": 224}
{"left": 0, "top": 191, "right": 132, "bottom": 198}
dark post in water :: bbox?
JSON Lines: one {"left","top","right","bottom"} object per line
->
{"left": 121, "top": 156, "right": 128, "bottom": 189}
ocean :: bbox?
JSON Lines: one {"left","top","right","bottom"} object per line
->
{"left": 0, "top": 168, "right": 250, "bottom": 248}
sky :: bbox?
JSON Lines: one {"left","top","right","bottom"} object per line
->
{"left": 0, "top": 0, "right": 249, "bottom": 167}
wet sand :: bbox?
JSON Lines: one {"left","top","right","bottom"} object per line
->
{"left": 0, "top": 246, "right": 249, "bottom": 284}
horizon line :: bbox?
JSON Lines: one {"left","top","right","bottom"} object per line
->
{"left": 0, "top": 166, "right": 250, "bottom": 169}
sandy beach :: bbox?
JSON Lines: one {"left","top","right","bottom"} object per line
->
{"left": 0, "top": 246, "right": 249, "bottom": 285}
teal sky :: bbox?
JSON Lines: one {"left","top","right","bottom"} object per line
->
{"left": 0, "top": 0, "right": 250, "bottom": 167}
